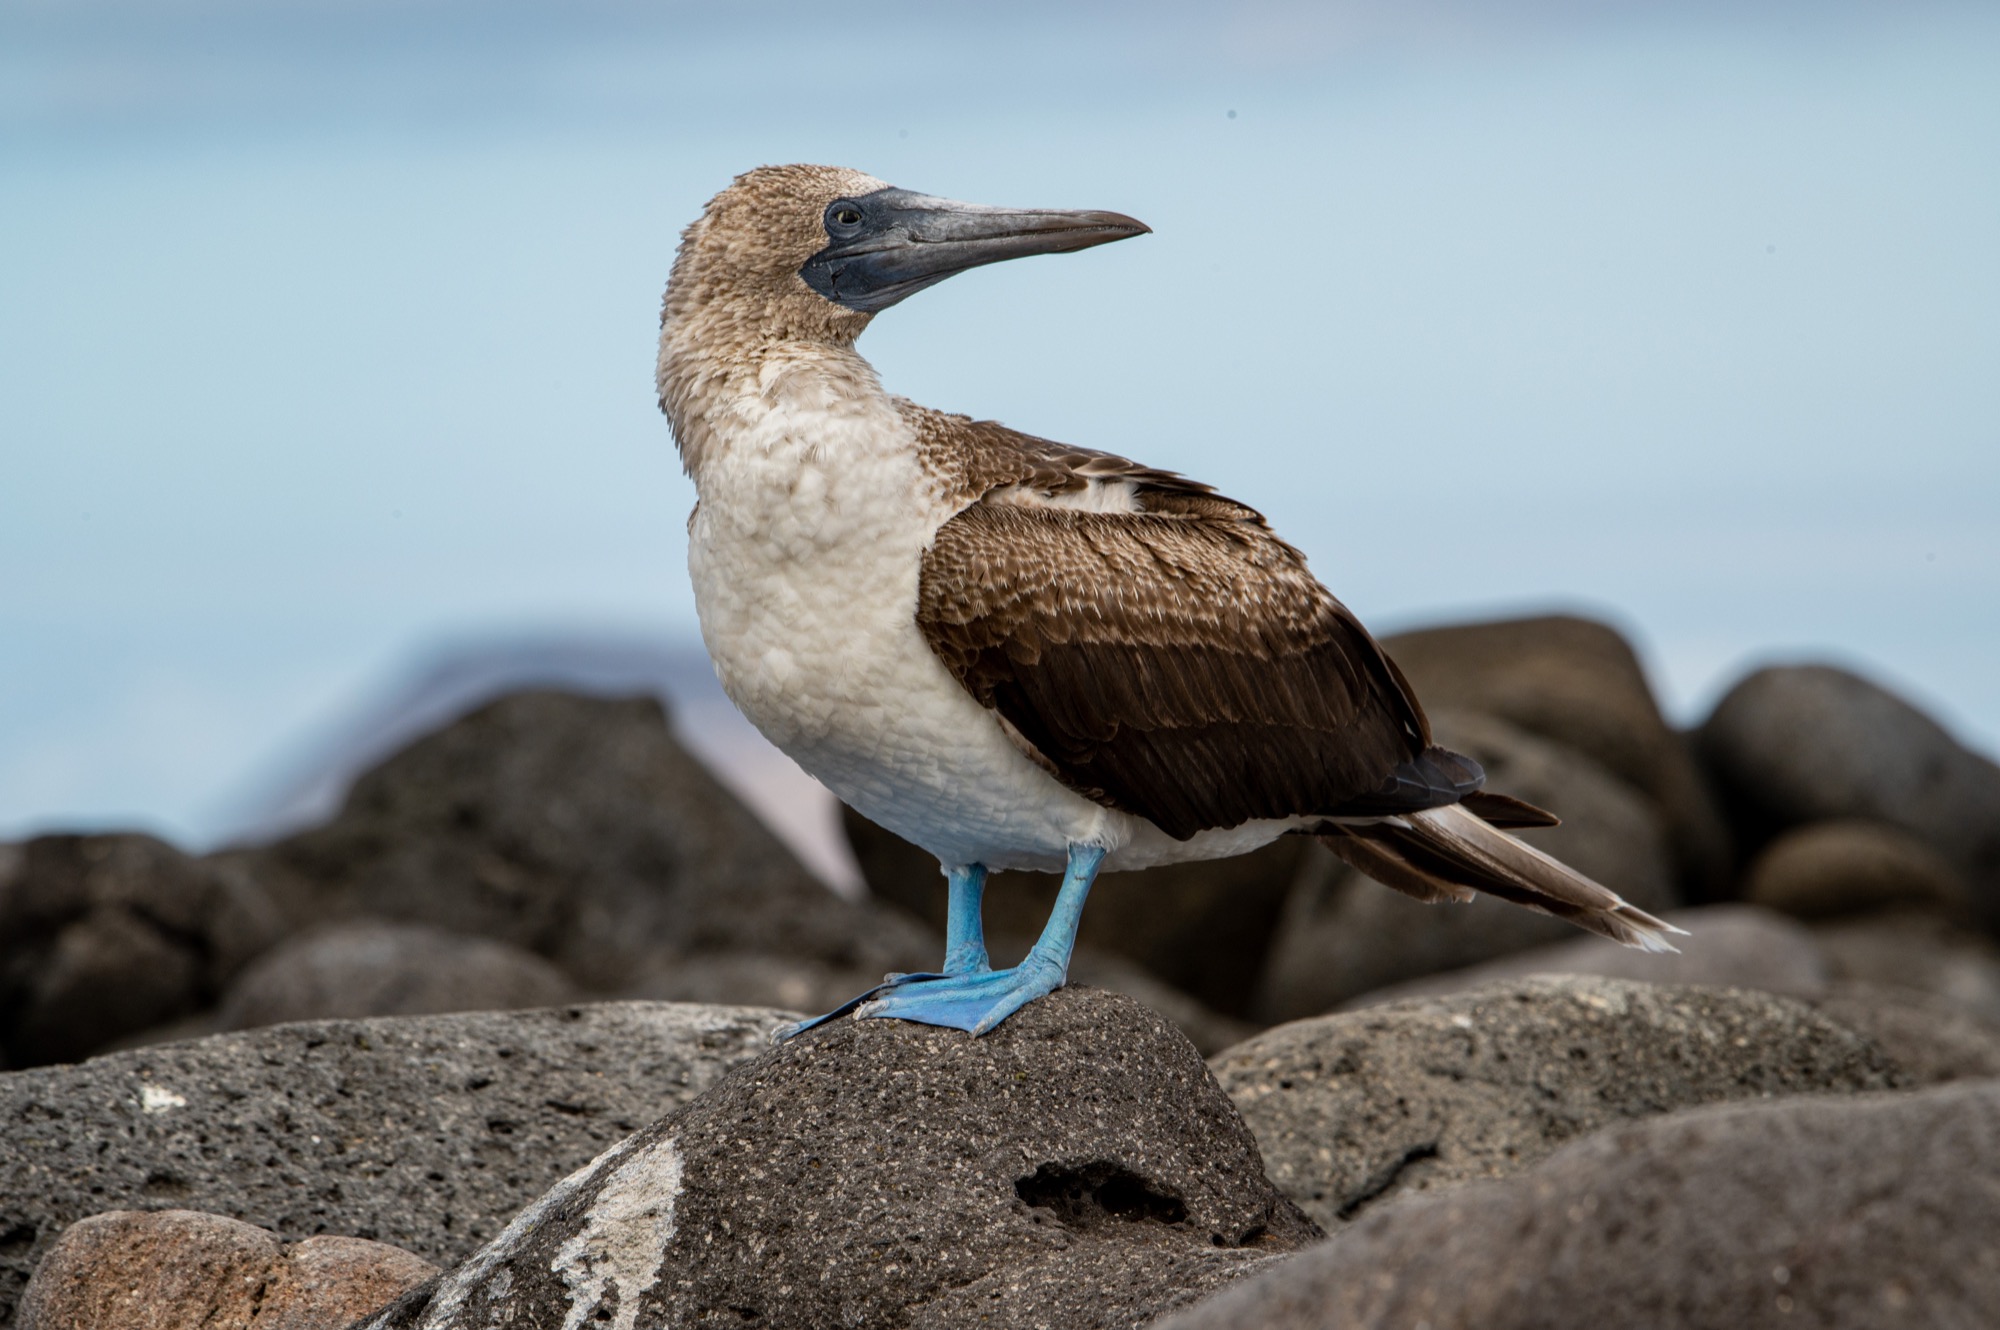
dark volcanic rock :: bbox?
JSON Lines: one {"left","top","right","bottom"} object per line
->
{"left": 1212, "top": 975, "right": 1899, "bottom": 1232}
{"left": 19, "top": 1209, "right": 435, "bottom": 1330}
{"left": 1698, "top": 663, "right": 2000, "bottom": 916}
{"left": 358, "top": 988, "right": 1317, "bottom": 1330}
{"left": 1744, "top": 819, "right": 1972, "bottom": 921}
{"left": 233, "top": 691, "right": 937, "bottom": 989}
{"left": 0, "top": 834, "right": 282, "bottom": 1068}
{"left": 216, "top": 921, "right": 578, "bottom": 1030}
{"left": 1382, "top": 613, "right": 1733, "bottom": 895}
{"left": 1256, "top": 712, "right": 1679, "bottom": 1021}
{"left": 1341, "top": 904, "right": 1831, "bottom": 1007}
{"left": 0, "top": 1001, "right": 786, "bottom": 1326}
{"left": 1154, "top": 1080, "right": 2000, "bottom": 1330}
{"left": 847, "top": 804, "right": 1304, "bottom": 1019}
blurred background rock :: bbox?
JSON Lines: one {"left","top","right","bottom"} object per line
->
{"left": 6, "top": 612, "right": 1998, "bottom": 1075}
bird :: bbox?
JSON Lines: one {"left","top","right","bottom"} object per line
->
{"left": 656, "top": 164, "right": 1683, "bottom": 1039}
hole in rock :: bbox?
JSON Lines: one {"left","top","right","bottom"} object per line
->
{"left": 1014, "top": 1162, "right": 1187, "bottom": 1231}
{"left": 0, "top": 1224, "right": 35, "bottom": 1255}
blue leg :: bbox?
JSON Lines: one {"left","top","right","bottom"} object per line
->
{"left": 772, "top": 861, "right": 992, "bottom": 1042}
{"left": 856, "top": 843, "right": 1107, "bottom": 1036}
{"left": 940, "top": 863, "right": 991, "bottom": 976}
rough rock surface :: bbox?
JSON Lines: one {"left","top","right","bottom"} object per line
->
{"left": 1745, "top": 819, "right": 1971, "bottom": 920}
{"left": 0, "top": 1001, "right": 787, "bottom": 1325}
{"left": 1381, "top": 614, "right": 1733, "bottom": 894}
{"left": 233, "top": 691, "right": 937, "bottom": 989}
{"left": 357, "top": 988, "right": 1317, "bottom": 1330}
{"left": 1154, "top": 1080, "right": 2000, "bottom": 1330}
{"left": 1341, "top": 905, "right": 1830, "bottom": 1007}
{"left": 18, "top": 1209, "right": 435, "bottom": 1330}
{"left": 0, "top": 835, "right": 282, "bottom": 1069}
{"left": 1212, "top": 976, "right": 1899, "bottom": 1232}
{"left": 216, "top": 921, "right": 577, "bottom": 1030}
{"left": 1699, "top": 663, "right": 2000, "bottom": 912}
{"left": 1256, "top": 712, "right": 1678, "bottom": 1021}
{"left": 847, "top": 804, "right": 1304, "bottom": 1018}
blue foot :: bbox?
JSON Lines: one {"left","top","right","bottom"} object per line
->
{"left": 771, "top": 862, "right": 994, "bottom": 1043}
{"left": 854, "top": 953, "right": 1065, "bottom": 1034}
{"left": 772, "top": 847, "right": 1104, "bottom": 1041}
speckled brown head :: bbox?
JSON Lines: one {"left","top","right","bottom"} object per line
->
{"left": 661, "top": 163, "right": 1150, "bottom": 354}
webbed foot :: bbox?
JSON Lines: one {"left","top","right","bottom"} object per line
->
{"left": 853, "top": 953, "right": 1065, "bottom": 1035}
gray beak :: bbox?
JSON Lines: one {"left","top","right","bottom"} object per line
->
{"left": 800, "top": 187, "right": 1150, "bottom": 313}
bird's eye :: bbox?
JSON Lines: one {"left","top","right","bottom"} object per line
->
{"left": 829, "top": 203, "right": 863, "bottom": 229}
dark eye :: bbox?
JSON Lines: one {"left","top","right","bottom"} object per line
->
{"left": 828, "top": 202, "right": 863, "bottom": 229}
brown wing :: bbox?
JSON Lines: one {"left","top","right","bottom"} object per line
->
{"left": 916, "top": 493, "right": 1442, "bottom": 840}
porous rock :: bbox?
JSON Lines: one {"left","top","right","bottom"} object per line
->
{"left": 215, "top": 920, "right": 577, "bottom": 1031}
{"left": 0, "top": 834, "right": 282, "bottom": 1068}
{"left": 1341, "top": 904, "right": 1830, "bottom": 1007}
{"left": 847, "top": 804, "right": 1304, "bottom": 1019}
{"left": 233, "top": 691, "right": 937, "bottom": 989}
{"left": 1256, "top": 712, "right": 1679, "bottom": 1021}
{"left": 1382, "top": 613, "right": 1733, "bottom": 894}
{"left": 0, "top": 1001, "right": 786, "bottom": 1325}
{"left": 18, "top": 1209, "right": 434, "bottom": 1330}
{"left": 1744, "top": 819, "right": 1972, "bottom": 920}
{"left": 357, "top": 987, "right": 1317, "bottom": 1330}
{"left": 1212, "top": 975, "right": 1899, "bottom": 1232}
{"left": 1698, "top": 663, "right": 2000, "bottom": 914}
{"left": 1154, "top": 1080, "right": 2000, "bottom": 1330}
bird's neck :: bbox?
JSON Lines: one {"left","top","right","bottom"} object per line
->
{"left": 658, "top": 327, "right": 893, "bottom": 487}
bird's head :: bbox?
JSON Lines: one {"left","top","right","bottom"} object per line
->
{"left": 660, "top": 163, "right": 1150, "bottom": 353}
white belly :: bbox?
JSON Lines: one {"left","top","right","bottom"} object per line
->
{"left": 682, "top": 386, "right": 1290, "bottom": 873}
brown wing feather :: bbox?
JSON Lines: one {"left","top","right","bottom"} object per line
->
{"left": 917, "top": 498, "right": 1430, "bottom": 840}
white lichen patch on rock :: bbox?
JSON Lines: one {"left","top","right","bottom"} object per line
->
{"left": 408, "top": 1144, "right": 626, "bottom": 1329}
{"left": 138, "top": 1084, "right": 187, "bottom": 1114}
{"left": 554, "top": 1139, "right": 685, "bottom": 1330}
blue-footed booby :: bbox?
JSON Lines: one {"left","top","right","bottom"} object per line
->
{"left": 658, "top": 164, "right": 1683, "bottom": 1038}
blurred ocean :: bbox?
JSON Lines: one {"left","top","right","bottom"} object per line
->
{"left": 3, "top": 0, "right": 1996, "bottom": 867}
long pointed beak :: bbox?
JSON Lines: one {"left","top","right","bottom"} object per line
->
{"left": 801, "top": 187, "right": 1150, "bottom": 313}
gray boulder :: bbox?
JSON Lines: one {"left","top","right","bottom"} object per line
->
{"left": 1154, "top": 1079, "right": 2000, "bottom": 1330}
{"left": 846, "top": 804, "right": 1304, "bottom": 1019}
{"left": 356, "top": 987, "right": 1317, "bottom": 1330}
{"left": 1257, "top": 712, "right": 1679, "bottom": 1021}
{"left": 1382, "top": 613, "right": 1733, "bottom": 895}
{"left": 216, "top": 920, "right": 578, "bottom": 1030}
{"left": 232, "top": 691, "right": 937, "bottom": 990}
{"left": 1744, "top": 819, "right": 1972, "bottom": 921}
{"left": 0, "top": 1001, "right": 786, "bottom": 1325}
{"left": 1340, "top": 904, "right": 1831, "bottom": 1007}
{"left": 1814, "top": 912, "right": 2000, "bottom": 1023}
{"left": 1810, "top": 983, "right": 2000, "bottom": 1085}
{"left": 0, "top": 834, "right": 282, "bottom": 1068}
{"left": 1212, "top": 975, "right": 1899, "bottom": 1232}
{"left": 1699, "top": 663, "right": 2000, "bottom": 916}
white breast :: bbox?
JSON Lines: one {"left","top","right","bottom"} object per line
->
{"left": 682, "top": 355, "right": 1293, "bottom": 873}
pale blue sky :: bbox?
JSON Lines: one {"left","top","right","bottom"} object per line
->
{"left": 3, "top": 0, "right": 1996, "bottom": 846}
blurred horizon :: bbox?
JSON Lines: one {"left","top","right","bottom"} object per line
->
{"left": 4, "top": 0, "right": 1997, "bottom": 855}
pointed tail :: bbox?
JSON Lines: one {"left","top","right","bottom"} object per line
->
{"left": 1318, "top": 802, "right": 1686, "bottom": 953}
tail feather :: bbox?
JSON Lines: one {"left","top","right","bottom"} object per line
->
{"left": 1318, "top": 802, "right": 1686, "bottom": 953}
